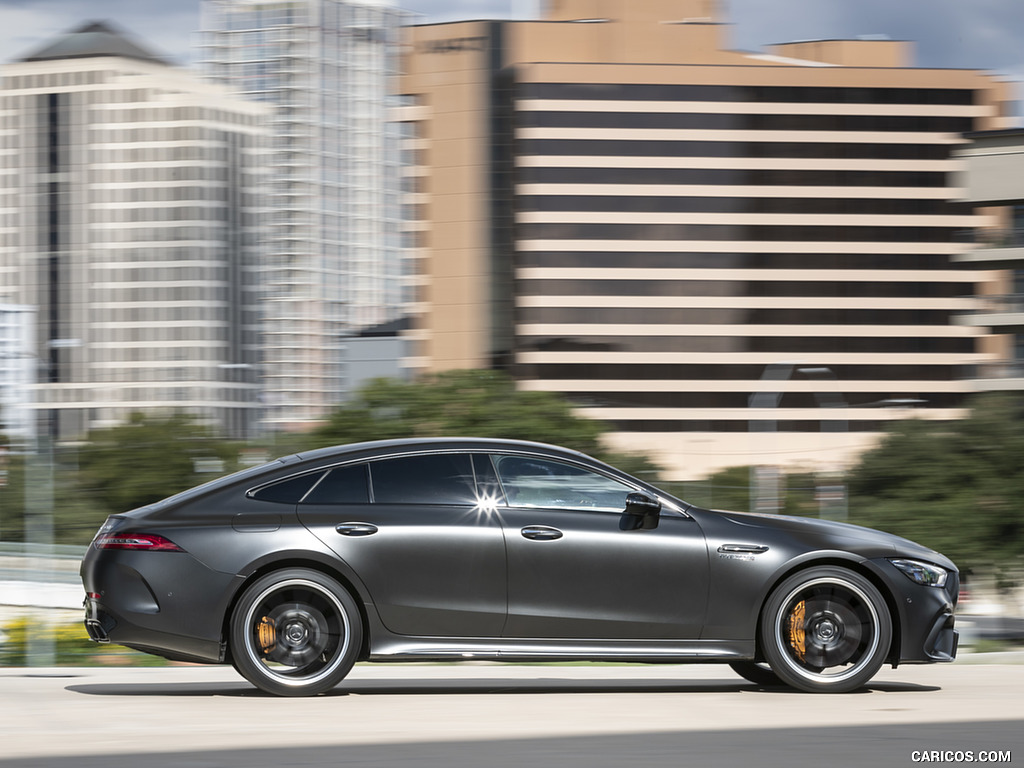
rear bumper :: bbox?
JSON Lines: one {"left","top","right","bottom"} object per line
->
{"left": 81, "top": 545, "right": 243, "bottom": 664}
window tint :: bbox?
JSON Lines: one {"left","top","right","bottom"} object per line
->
{"left": 303, "top": 465, "right": 369, "bottom": 505}
{"left": 370, "top": 454, "right": 477, "bottom": 505}
{"left": 494, "top": 456, "right": 633, "bottom": 511}
{"left": 250, "top": 472, "right": 325, "bottom": 504}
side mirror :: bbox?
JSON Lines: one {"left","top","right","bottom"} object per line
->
{"left": 621, "top": 492, "right": 662, "bottom": 530}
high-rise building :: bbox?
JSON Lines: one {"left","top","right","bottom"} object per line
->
{"left": 0, "top": 22, "right": 269, "bottom": 440}
{"left": 954, "top": 129, "right": 1024, "bottom": 390}
{"left": 400, "top": 0, "right": 1014, "bottom": 480}
{"left": 198, "top": 0, "right": 407, "bottom": 431}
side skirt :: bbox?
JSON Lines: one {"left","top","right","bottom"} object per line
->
{"left": 366, "top": 636, "right": 755, "bottom": 663}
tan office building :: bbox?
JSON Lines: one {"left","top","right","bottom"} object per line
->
{"left": 398, "top": 0, "right": 1013, "bottom": 479}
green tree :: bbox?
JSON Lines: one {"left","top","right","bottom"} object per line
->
{"left": 306, "top": 370, "right": 658, "bottom": 472}
{"left": 73, "top": 413, "right": 238, "bottom": 533}
{"left": 847, "top": 393, "right": 1024, "bottom": 579}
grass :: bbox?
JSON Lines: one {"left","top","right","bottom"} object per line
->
{"left": 0, "top": 617, "right": 169, "bottom": 667}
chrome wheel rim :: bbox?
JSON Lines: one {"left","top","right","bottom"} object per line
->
{"left": 773, "top": 576, "right": 881, "bottom": 684}
{"left": 242, "top": 578, "right": 351, "bottom": 688}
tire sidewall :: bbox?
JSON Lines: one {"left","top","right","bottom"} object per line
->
{"left": 230, "top": 567, "right": 362, "bottom": 697}
{"left": 760, "top": 566, "right": 892, "bottom": 693}
{"left": 728, "top": 660, "right": 784, "bottom": 688}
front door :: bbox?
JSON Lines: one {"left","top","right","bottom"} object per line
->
{"left": 492, "top": 454, "right": 709, "bottom": 639}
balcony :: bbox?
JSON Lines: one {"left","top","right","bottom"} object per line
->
{"left": 956, "top": 293, "right": 1024, "bottom": 332}
{"left": 968, "top": 361, "right": 1024, "bottom": 392}
{"left": 954, "top": 227, "right": 1024, "bottom": 266}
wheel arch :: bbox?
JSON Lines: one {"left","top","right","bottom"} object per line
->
{"left": 752, "top": 556, "right": 902, "bottom": 665}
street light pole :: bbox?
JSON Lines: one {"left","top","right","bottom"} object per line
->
{"left": 749, "top": 363, "right": 849, "bottom": 518}
{"left": 25, "top": 338, "right": 79, "bottom": 667}
{"left": 748, "top": 362, "right": 795, "bottom": 513}
{"left": 797, "top": 366, "right": 848, "bottom": 521}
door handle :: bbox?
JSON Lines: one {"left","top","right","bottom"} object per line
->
{"left": 521, "top": 525, "right": 563, "bottom": 541}
{"left": 336, "top": 522, "right": 378, "bottom": 536}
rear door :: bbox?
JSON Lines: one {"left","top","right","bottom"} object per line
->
{"left": 297, "top": 452, "right": 506, "bottom": 637}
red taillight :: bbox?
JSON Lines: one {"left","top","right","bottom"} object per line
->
{"left": 94, "top": 533, "right": 184, "bottom": 551}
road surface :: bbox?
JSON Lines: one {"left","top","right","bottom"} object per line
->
{"left": 0, "top": 662, "right": 1021, "bottom": 767}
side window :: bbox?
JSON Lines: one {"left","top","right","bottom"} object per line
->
{"left": 303, "top": 464, "right": 369, "bottom": 504}
{"left": 494, "top": 455, "right": 633, "bottom": 512}
{"left": 250, "top": 471, "right": 325, "bottom": 504}
{"left": 370, "top": 454, "right": 477, "bottom": 505}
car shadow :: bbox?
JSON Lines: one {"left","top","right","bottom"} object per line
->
{"left": 65, "top": 677, "right": 941, "bottom": 698}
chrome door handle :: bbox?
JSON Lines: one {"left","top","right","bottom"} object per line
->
{"left": 336, "top": 522, "right": 378, "bottom": 536}
{"left": 521, "top": 525, "right": 563, "bottom": 541}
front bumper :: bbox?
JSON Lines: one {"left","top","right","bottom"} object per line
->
{"left": 868, "top": 558, "right": 959, "bottom": 665}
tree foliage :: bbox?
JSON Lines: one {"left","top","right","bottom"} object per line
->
{"left": 846, "top": 393, "right": 1024, "bottom": 579}
{"left": 74, "top": 412, "right": 237, "bottom": 523}
{"left": 307, "top": 369, "right": 609, "bottom": 454}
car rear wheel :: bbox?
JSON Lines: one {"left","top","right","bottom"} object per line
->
{"left": 760, "top": 566, "right": 891, "bottom": 693}
{"left": 229, "top": 568, "right": 362, "bottom": 697}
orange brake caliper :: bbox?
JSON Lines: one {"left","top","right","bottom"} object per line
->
{"left": 788, "top": 600, "right": 806, "bottom": 662}
{"left": 257, "top": 616, "right": 277, "bottom": 655}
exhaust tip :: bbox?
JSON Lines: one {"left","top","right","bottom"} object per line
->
{"left": 84, "top": 619, "right": 111, "bottom": 643}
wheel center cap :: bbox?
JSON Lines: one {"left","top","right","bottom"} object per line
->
{"left": 285, "top": 623, "right": 307, "bottom": 644}
{"left": 815, "top": 620, "right": 837, "bottom": 641}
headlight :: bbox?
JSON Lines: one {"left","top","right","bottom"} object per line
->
{"left": 889, "top": 558, "right": 948, "bottom": 587}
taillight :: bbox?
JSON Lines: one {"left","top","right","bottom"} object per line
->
{"left": 94, "top": 533, "right": 184, "bottom": 552}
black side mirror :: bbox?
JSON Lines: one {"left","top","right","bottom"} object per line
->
{"left": 621, "top": 492, "right": 662, "bottom": 530}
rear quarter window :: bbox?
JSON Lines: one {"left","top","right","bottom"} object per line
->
{"left": 249, "top": 472, "right": 325, "bottom": 504}
{"left": 303, "top": 464, "right": 370, "bottom": 504}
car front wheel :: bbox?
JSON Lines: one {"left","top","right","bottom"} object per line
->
{"left": 229, "top": 568, "right": 362, "bottom": 697}
{"left": 760, "top": 566, "right": 892, "bottom": 693}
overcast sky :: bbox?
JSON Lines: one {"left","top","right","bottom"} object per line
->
{"left": 0, "top": 0, "right": 1021, "bottom": 113}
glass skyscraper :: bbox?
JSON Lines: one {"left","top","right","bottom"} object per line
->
{"left": 198, "top": 0, "right": 407, "bottom": 431}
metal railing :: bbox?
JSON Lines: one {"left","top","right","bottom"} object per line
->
{"left": 956, "top": 227, "right": 1024, "bottom": 248}
{"left": 972, "top": 362, "right": 1024, "bottom": 380}
{"left": 973, "top": 294, "right": 1024, "bottom": 315}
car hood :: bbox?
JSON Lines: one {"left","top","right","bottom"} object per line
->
{"left": 711, "top": 509, "right": 957, "bottom": 571}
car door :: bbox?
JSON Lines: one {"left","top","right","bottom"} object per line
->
{"left": 296, "top": 452, "right": 506, "bottom": 637}
{"left": 493, "top": 454, "right": 709, "bottom": 640}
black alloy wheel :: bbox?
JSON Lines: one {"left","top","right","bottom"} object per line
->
{"left": 229, "top": 568, "right": 362, "bottom": 696}
{"left": 760, "top": 566, "right": 892, "bottom": 693}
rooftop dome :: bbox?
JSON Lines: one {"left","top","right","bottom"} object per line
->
{"left": 17, "top": 21, "right": 167, "bottom": 65}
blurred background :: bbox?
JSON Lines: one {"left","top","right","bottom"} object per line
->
{"left": 1, "top": 0, "right": 1023, "bottom": 663}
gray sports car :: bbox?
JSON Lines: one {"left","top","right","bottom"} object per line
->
{"left": 81, "top": 437, "right": 958, "bottom": 696}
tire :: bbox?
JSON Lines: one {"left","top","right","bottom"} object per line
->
{"left": 728, "top": 660, "right": 783, "bottom": 687}
{"left": 229, "top": 568, "right": 362, "bottom": 697}
{"left": 760, "top": 566, "right": 892, "bottom": 693}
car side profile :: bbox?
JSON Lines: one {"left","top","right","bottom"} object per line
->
{"left": 81, "top": 437, "right": 958, "bottom": 696}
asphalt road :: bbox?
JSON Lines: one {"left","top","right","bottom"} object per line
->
{"left": 1, "top": 662, "right": 1021, "bottom": 767}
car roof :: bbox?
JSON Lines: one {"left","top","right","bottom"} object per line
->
{"left": 287, "top": 436, "right": 597, "bottom": 465}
